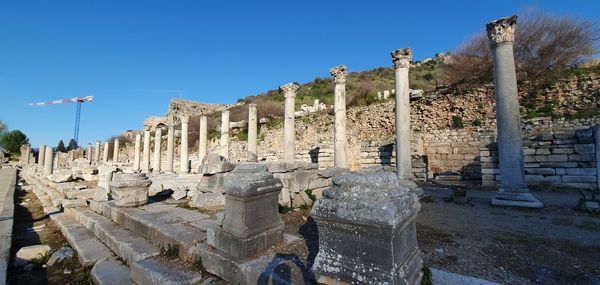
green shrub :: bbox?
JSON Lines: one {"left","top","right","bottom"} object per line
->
{"left": 452, "top": 116, "right": 464, "bottom": 129}
{"left": 472, "top": 119, "right": 482, "bottom": 126}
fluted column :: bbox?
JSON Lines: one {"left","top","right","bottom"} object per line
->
{"left": 38, "top": 144, "right": 46, "bottom": 170}
{"left": 166, "top": 122, "right": 175, "bottom": 173}
{"left": 133, "top": 133, "right": 142, "bottom": 171}
{"left": 330, "top": 65, "right": 347, "bottom": 168}
{"left": 198, "top": 116, "right": 208, "bottom": 163}
{"left": 220, "top": 110, "right": 230, "bottom": 159}
{"left": 487, "top": 16, "right": 542, "bottom": 208}
{"left": 282, "top": 83, "right": 299, "bottom": 162}
{"left": 392, "top": 48, "right": 414, "bottom": 181}
{"left": 113, "top": 138, "right": 120, "bottom": 163}
{"left": 142, "top": 130, "right": 151, "bottom": 172}
{"left": 180, "top": 115, "right": 189, "bottom": 173}
{"left": 43, "top": 147, "right": 54, "bottom": 175}
{"left": 247, "top": 104, "right": 258, "bottom": 162}
{"left": 102, "top": 142, "right": 109, "bottom": 163}
{"left": 152, "top": 128, "right": 162, "bottom": 172}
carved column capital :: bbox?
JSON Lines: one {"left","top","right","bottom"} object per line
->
{"left": 486, "top": 15, "right": 517, "bottom": 47}
{"left": 391, "top": 48, "right": 413, "bottom": 69}
{"left": 330, "top": 65, "right": 347, "bottom": 84}
{"left": 180, "top": 115, "right": 189, "bottom": 124}
{"left": 280, "top": 83, "right": 299, "bottom": 98}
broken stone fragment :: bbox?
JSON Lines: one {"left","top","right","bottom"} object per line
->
{"left": 198, "top": 153, "right": 235, "bottom": 175}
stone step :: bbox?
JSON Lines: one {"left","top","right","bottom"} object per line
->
{"left": 89, "top": 200, "right": 212, "bottom": 260}
{"left": 66, "top": 207, "right": 161, "bottom": 264}
{"left": 130, "top": 257, "right": 203, "bottom": 285}
{"left": 91, "top": 259, "right": 134, "bottom": 285}
{"left": 49, "top": 213, "right": 114, "bottom": 268}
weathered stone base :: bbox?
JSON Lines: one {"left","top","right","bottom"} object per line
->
{"left": 207, "top": 224, "right": 283, "bottom": 259}
{"left": 399, "top": 179, "right": 424, "bottom": 197}
{"left": 112, "top": 186, "right": 148, "bottom": 207}
{"left": 491, "top": 188, "right": 543, "bottom": 209}
{"left": 194, "top": 242, "right": 306, "bottom": 285}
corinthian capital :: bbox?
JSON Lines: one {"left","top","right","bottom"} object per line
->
{"left": 486, "top": 15, "right": 517, "bottom": 47}
{"left": 180, "top": 115, "right": 189, "bottom": 124}
{"left": 391, "top": 48, "right": 413, "bottom": 69}
{"left": 280, "top": 83, "right": 300, "bottom": 98}
{"left": 330, "top": 65, "right": 347, "bottom": 84}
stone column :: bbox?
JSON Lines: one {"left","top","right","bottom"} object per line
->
{"left": 487, "top": 16, "right": 542, "bottom": 208}
{"left": 311, "top": 172, "right": 422, "bottom": 284}
{"left": 198, "top": 116, "right": 208, "bottom": 163}
{"left": 94, "top": 141, "right": 101, "bottom": 164}
{"left": 392, "top": 48, "right": 414, "bottom": 181}
{"left": 113, "top": 138, "right": 120, "bottom": 163}
{"left": 87, "top": 145, "right": 93, "bottom": 161}
{"left": 220, "top": 110, "right": 230, "bottom": 159}
{"left": 282, "top": 83, "right": 299, "bottom": 162}
{"left": 102, "top": 142, "right": 109, "bottom": 164}
{"left": 142, "top": 130, "right": 151, "bottom": 172}
{"left": 330, "top": 65, "right": 348, "bottom": 168}
{"left": 43, "top": 147, "right": 54, "bottom": 175}
{"left": 165, "top": 122, "right": 175, "bottom": 173}
{"left": 38, "top": 144, "right": 46, "bottom": 169}
{"left": 247, "top": 104, "right": 258, "bottom": 162}
{"left": 133, "top": 133, "right": 142, "bottom": 171}
{"left": 180, "top": 115, "right": 189, "bottom": 173}
{"left": 152, "top": 128, "right": 162, "bottom": 172}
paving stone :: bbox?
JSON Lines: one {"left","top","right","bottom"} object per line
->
{"left": 91, "top": 259, "right": 133, "bottom": 285}
{"left": 130, "top": 258, "right": 203, "bottom": 285}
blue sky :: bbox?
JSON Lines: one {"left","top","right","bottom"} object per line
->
{"left": 1, "top": 0, "right": 598, "bottom": 147}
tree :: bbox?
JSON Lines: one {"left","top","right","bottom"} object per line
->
{"left": 443, "top": 9, "right": 599, "bottom": 86}
{"left": 56, "top": 140, "right": 67, "bottom": 152}
{"left": 0, "top": 130, "right": 29, "bottom": 154}
{"left": 67, "top": 139, "right": 78, "bottom": 151}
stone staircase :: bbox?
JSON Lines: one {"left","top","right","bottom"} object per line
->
{"left": 23, "top": 172, "right": 217, "bottom": 285}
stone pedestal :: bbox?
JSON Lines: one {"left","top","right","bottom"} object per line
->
{"left": 198, "top": 163, "right": 285, "bottom": 284}
{"left": 38, "top": 144, "right": 46, "bottom": 170}
{"left": 180, "top": 115, "right": 189, "bottom": 173}
{"left": 247, "top": 104, "right": 258, "bottom": 162}
{"left": 102, "top": 142, "right": 109, "bottom": 164}
{"left": 142, "top": 130, "right": 151, "bottom": 172}
{"left": 133, "top": 133, "right": 141, "bottom": 171}
{"left": 486, "top": 16, "right": 543, "bottom": 209}
{"left": 221, "top": 110, "right": 230, "bottom": 159}
{"left": 282, "top": 83, "right": 299, "bottom": 162}
{"left": 199, "top": 116, "right": 208, "bottom": 164}
{"left": 311, "top": 172, "right": 422, "bottom": 284}
{"left": 109, "top": 173, "right": 151, "bottom": 207}
{"left": 153, "top": 129, "right": 162, "bottom": 172}
{"left": 166, "top": 122, "right": 175, "bottom": 173}
{"left": 43, "top": 147, "right": 54, "bottom": 175}
{"left": 330, "top": 65, "right": 347, "bottom": 168}
{"left": 113, "top": 139, "right": 120, "bottom": 163}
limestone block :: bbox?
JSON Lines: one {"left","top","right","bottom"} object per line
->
{"left": 524, "top": 175, "right": 561, "bottom": 184}
{"left": 47, "top": 173, "right": 73, "bottom": 183}
{"left": 15, "top": 245, "right": 51, "bottom": 266}
{"left": 94, "top": 187, "right": 110, "bottom": 202}
{"left": 199, "top": 153, "right": 234, "bottom": 175}
{"left": 311, "top": 172, "right": 422, "bottom": 284}
{"left": 524, "top": 168, "right": 556, "bottom": 175}
{"left": 547, "top": 155, "right": 568, "bottom": 162}
{"left": 61, "top": 199, "right": 88, "bottom": 209}
{"left": 551, "top": 148, "right": 574, "bottom": 154}
{"left": 574, "top": 143, "right": 595, "bottom": 154}
{"left": 110, "top": 173, "right": 151, "bottom": 207}
{"left": 190, "top": 193, "right": 225, "bottom": 210}
{"left": 198, "top": 173, "right": 227, "bottom": 193}
{"left": 171, "top": 189, "right": 187, "bottom": 200}
{"left": 569, "top": 154, "right": 595, "bottom": 162}
{"left": 565, "top": 168, "right": 596, "bottom": 176}
{"left": 562, "top": 175, "right": 597, "bottom": 183}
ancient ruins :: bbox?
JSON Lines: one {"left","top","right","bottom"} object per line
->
{"left": 3, "top": 14, "right": 600, "bottom": 285}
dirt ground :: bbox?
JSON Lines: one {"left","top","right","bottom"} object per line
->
{"left": 8, "top": 172, "right": 92, "bottom": 285}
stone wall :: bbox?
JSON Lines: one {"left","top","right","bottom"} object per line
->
{"left": 481, "top": 117, "right": 600, "bottom": 190}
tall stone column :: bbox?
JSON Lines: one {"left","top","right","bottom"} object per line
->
{"left": 487, "top": 16, "right": 542, "bottom": 208}
{"left": 180, "top": 115, "right": 190, "bottom": 173}
{"left": 94, "top": 141, "right": 101, "bottom": 164}
{"left": 133, "top": 133, "right": 142, "bottom": 171}
{"left": 220, "top": 110, "right": 230, "bottom": 159}
{"left": 113, "top": 138, "right": 120, "bottom": 163}
{"left": 165, "top": 122, "right": 175, "bottom": 173}
{"left": 142, "top": 130, "right": 151, "bottom": 172}
{"left": 392, "top": 48, "right": 414, "bottom": 181}
{"left": 103, "top": 142, "right": 109, "bottom": 163}
{"left": 38, "top": 144, "right": 46, "bottom": 170}
{"left": 153, "top": 128, "right": 162, "bottom": 172}
{"left": 43, "top": 147, "right": 54, "bottom": 175}
{"left": 198, "top": 116, "right": 208, "bottom": 163}
{"left": 87, "top": 145, "right": 93, "bottom": 161}
{"left": 330, "top": 65, "right": 347, "bottom": 168}
{"left": 281, "top": 83, "right": 299, "bottom": 162}
{"left": 247, "top": 104, "right": 258, "bottom": 162}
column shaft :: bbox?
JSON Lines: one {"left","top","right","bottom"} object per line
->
{"left": 284, "top": 93, "right": 295, "bottom": 162}
{"left": 247, "top": 104, "right": 258, "bottom": 162}
{"left": 38, "top": 144, "right": 46, "bottom": 169}
{"left": 142, "top": 131, "right": 151, "bottom": 172}
{"left": 133, "top": 133, "right": 142, "bottom": 171}
{"left": 43, "top": 147, "right": 54, "bottom": 175}
{"left": 180, "top": 116, "right": 189, "bottom": 173}
{"left": 220, "top": 111, "right": 230, "bottom": 159}
{"left": 153, "top": 129, "right": 162, "bottom": 172}
{"left": 113, "top": 139, "right": 120, "bottom": 163}
{"left": 166, "top": 124, "right": 175, "bottom": 172}
{"left": 395, "top": 67, "right": 412, "bottom": 180}
{"left": 199, "top": 116, "right": 208, "bottom": 163}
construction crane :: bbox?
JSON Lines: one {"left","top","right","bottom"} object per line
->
{"left": 30, "top": 95, "right": 95, "bottom": 146}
